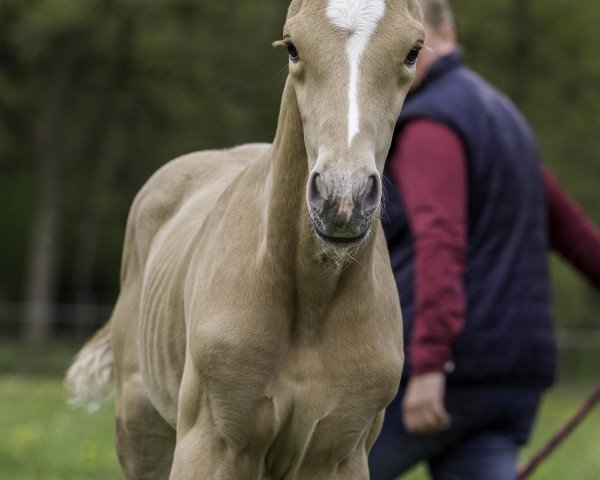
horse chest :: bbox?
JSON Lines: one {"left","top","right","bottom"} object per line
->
{"left": 195, "top": 325, "right": 400, "bottom": 473}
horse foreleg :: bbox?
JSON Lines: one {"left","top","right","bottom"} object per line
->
{"left": 111, "top": 278, "right": 177, "bottom": 479}
{"left": 168, "top": 360, "right": 268, "bottom": 479}
{"left": 115, "top": 372, "right": 176, "bottom": 480}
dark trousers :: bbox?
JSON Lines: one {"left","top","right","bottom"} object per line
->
{"left": 369, "top": 385, "right": 542, "bottom": 480}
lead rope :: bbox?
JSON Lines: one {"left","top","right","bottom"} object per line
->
{"left": 517, "top": 384, "right": 600, "bottom": 479}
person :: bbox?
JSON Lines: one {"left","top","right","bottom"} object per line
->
{"left": 369, "top": 0, "right": 600, "bottom": 479}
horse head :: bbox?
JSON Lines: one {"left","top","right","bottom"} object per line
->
{"left": 279, "top": 0, "right": 424, "bottom": 245}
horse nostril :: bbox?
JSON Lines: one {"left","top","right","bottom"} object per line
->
{"left": 307, "top": 171, "right": 324, "bottom": 212}
{"left": 362, "top": 174, "right": 381, "bottom": 215}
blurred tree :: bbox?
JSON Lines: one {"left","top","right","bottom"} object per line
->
{"left": 0, "top": 0, "right": 286, "bottom": 339}
{"left": 17, "top": 0, "right": 95, "bottom": 343}
{"left": 0, "top": 0, "right": 599, "bottom": 341}
{"left": 509, "top": 0, "right": 531, "bottom": 105}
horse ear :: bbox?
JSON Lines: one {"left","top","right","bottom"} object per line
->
{"left": 405, "top": 0, "right": 425, "bottom": 23}
{"left": 286, "top": 0, "right": 304, "bottom": 20}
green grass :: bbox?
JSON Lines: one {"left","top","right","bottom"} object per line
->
{"left": 519, "top": 382, "right": 600, "bottom": 479}
{"left": 0, "top": 376, "right": 599, "bottom": 479}
{"left": 0, "top": 376, "right": 119, "bottom": 480}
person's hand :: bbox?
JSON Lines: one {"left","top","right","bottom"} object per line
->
{"left": 402, "top": 371, "right": 451, "bottom": 434}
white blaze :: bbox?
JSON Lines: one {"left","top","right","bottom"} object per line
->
{"left": 326, "top": 0, "right": 386, "bottom": 147}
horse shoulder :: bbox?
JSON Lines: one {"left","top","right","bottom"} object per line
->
{"left": 119, "top": 144, "right": 270, "bottom": 284}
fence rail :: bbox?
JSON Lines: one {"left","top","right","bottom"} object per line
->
{"left": 1, "top": 301, "right": 600, "bottom": 351}
{"left": 0, "top": 301, "right": 113, "bottom": 339}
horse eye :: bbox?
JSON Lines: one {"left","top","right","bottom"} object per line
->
{"left": 404, "top": 46, "right": 422, "bottom": 66}
{"left": 286, "top": 41, "right": 300, "bottom": 63}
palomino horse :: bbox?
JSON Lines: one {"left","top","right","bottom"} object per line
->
{"left": 66, "top": 0, "right": 424, "bottom": 478}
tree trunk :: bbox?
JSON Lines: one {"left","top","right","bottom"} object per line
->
{"left": 511, "top": 0, "right": 532, "bottom": 106}
{"left": 24, "top": 165, "right": 59, "bottom": 343}
{"left": 23, "top": 39, "right": 81, "bottom": 344}
{"left": 69, "top": 19, "right": 133, "bottom": 337}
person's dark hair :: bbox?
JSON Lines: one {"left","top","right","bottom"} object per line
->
{"left": 417, "top": 0, "right": 458, "bottom": 33}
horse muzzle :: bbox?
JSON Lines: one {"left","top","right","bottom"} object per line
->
{"left": 306, "top": 170, "right": 381, "bottom": 245}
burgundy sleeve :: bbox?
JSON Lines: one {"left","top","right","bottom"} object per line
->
{"left": 543, "top": 167, "right": 600, "bottom": 288}
{"left": 387, "top": 119, "right": 468, "bottom": 376}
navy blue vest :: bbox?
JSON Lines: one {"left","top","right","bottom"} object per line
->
{"left": 383, "top": 53, "right": 556, "bottom": 387}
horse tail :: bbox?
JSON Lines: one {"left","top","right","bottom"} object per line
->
{"left": 65, "top": 322, "right": 114, "bottom": 412}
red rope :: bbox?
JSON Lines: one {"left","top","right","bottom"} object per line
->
{"left": 517, "top": 384, "right": 600, "bottom": 479}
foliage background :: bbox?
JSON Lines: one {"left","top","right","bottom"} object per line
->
{"left": 1, "top": 0, "right": 599, "bottom": 345}
{"left": 1, "top": 0, "right": 600, "bottom": 478}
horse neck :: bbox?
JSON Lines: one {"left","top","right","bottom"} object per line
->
{"left": 259, "top": 78, "right": 375, "bottom": 283}
{"left": 259, "top": 78, "right": 310, "bottom": 257}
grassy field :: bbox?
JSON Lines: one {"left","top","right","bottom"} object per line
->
{"left": 0, "top": 374, "right": 599, "bottom": 479}
{"left": 0, "top": 376, "right": 117, "bottom": 480}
